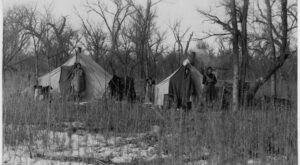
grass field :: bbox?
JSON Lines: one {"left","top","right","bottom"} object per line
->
{"left": 3, "top": 73, "right": 297, "bottom": 165}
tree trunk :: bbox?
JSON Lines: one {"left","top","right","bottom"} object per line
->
{"left": 231, "top": 0, "right": 240, "bottom": 112}
{"left": 178, "top": 42, "right": 181, "bottom": 67}
{"left": 247, "top": 51, "right": 291, "bottom": 101}
{"left": 34, "top": 38, "right": 39, "bottom": 85}
{"left": 35, "top": 51, "right": 39, "bottom": 84}
{"left": 265, "top": 0, "right": 277, "bottom": 100}
{"left": 110, "top": 32, "right": 118, "bottom": 75}
{"left": 145, "top": 47, "right": 149, "bottom": 79}
{"left": 140, "top": 46, "right": 145, "bottom": 79}
{"left": 184, "top": 33, "right": 194, "bottom": 58}
{"left": 125, "top": 51, "right": 128, "bottom": 76}
{"left": 247, "top": 0, "right": 289, "bottom": 102}
{"left": 240, "top": 0, "right": 249, "bottom": 106}
{"left": 280, "top": 0, "right": 288, "bottom": 56}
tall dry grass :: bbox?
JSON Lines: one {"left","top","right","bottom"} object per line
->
{"left": 4, "top": 96, "right": 297, "bottom": 164}
{"left": 3, "top": 72, "right": 297, "bottom": 164}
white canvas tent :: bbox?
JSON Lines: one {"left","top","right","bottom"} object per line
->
{"left": 154, "top": 63, "right": 204, "bottom": 106}
{"left": 38, "top": 53, "right": 112, "bottom": 99}
{"left": 154, "top": 44, "right": 215, "bottom": 106}
{"left": 154, "top": 69, "right": 178, "bottom": 106}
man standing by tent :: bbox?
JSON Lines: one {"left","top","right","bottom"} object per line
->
{"left": 203, "top": 67, "right": 217, "bottom": 105}
{"left": 71, "top": 63, "right": 86, "bottom": 101}
{"left": 145, "top": 77, "right": 155, "bottom": 104}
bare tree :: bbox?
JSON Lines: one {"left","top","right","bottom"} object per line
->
{"left": 9, "top": 4, "right": 80, "bottom": 82}
{"left": 85, "top": 0, "right": 134, "bottom": 74}
{"left": 47, "top": 16, "right": 78, "bottom": 67}
{"left": 3, "top": 7, "right": 30, "bottom": 76}
{"left": 198, "top": 0, "right": 296, "bottom": 104}
{"left": 198, "top": 0, "right": 240, "bottom": 110}
{"left": 169, "top": 20, "right": 193, "bottom": 66}
{"left": 246, "top": 0, "right": 294, "bottom": 101}
{"left": 126, "top": 0, "right": 160, "bottom": 78}
{"left": 77, "top": 12, "right": 107, "bottom": 64}
{"left": 231, "top": 0, "right": 240, "bottom": 111}
{"left": 240, "top": 0, "right": 249, "bottom": 106}
{"left": 264, "top": 0, "right": 278, "bottom": 100}
{"left": 245, "top": 0, "right": 297, "bottom": 101}
{"left": 119, "top": 27, "right": 136, "bottom": 76}
{"left": 14, "top": 5, "right": 47, "bottom": 82}
{"left": 147, "top": 29, "right": 167, "bottom": 78}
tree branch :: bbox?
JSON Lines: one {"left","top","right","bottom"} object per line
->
{"left": 196, "top": 32, "right": 231, "bottom": 40}
{"left": 197, "top": 9, "right": 233, "bottom": 33}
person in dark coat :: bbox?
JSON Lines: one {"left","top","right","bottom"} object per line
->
{"left": 202, "top": 67, "right": 217, "bottom": 104}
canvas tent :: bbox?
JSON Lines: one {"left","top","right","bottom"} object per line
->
{"left": 154, "top": 63, "right": 204, "bottom": 107}
{"left": 154, "top": 69, "right": 178, "bottom": 106}
{"left": 38, "top": 53, "right": 112, "bottom": 100}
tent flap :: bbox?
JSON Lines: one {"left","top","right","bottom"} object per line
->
{"left": 59, "top": 66, "right": 73, "bottom": 98}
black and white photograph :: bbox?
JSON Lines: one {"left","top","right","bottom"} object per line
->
{"left": 2, "top": 0, "right": 298, "bottom": 164}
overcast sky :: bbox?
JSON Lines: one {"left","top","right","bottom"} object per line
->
{"left": 3, "top": 0, "right": 230, "bottom": 50}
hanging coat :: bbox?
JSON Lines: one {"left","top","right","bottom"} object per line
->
{"left": 169, "top": 65, "right": 197, "bottom": 108}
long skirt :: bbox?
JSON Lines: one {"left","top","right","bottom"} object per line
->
{"left": 204, "top": 84, "right": 217, "bottom": 103}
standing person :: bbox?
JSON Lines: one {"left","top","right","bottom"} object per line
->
{"left": 144, "top": 78, "right": 152, "bottom": 104}
{"left": 145, "top": 77, "right": 155, "bottom": 103}
{"left": 71, "top": 63, "right": 85, "bottom": 101}
{"left": 203, "top": 67, "right": 217, "bottom": 105}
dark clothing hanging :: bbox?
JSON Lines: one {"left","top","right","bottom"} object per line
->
{"left": 123, "top": 76, "right": 136, "bottom": 101}
{"left": 203, "top": 73, "right": 217, "bottom": 103}
{"left": 169, "top": 65, "right": 197, "bottom": 109}
{"left": 108, "top": 75, "right": 123, "bottom": 101}
{"left": 108, "top": 75, "right": 136, "bottom": 102}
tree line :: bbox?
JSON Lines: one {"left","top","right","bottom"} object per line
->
{"left": 3, "top": 0, "right": 297, "bottom": 107}
{"left": 198, "top": 0, "right": 296, "bottom": 109}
